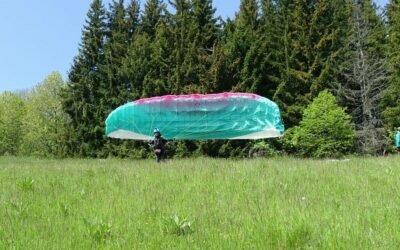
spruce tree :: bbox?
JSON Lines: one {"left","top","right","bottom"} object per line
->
{"left": 103, "top": 0, "right": 131, "bottom": 110}
{"left": 273, "top": 0, "right": 352, "bottom": 127}
{"left": 126, "top": 0, "right": 141, "bottom": 42}
{"left": 103, "top": 0, "right": 148, "bottom": 157}
{"left": 121, "top": 0, "right": 170, "bottom": 99}
{"left": 121, "top": 35, "right": 153, "bottom": 99}
{"left": 143, "top": 19, "right": 174, "bottom": 97}
{"left": 141, "top": 0, "right": 165, "bottom": 38}
{"left": 63, "top": 0, "right": 107, "bottom": 157}
{"left": 168, "top": 0, "right": 194, "bottom": 93}
{"left": 235, "top": 0, "right": 283, "bottom": 99}
{"left": 382, "top": 0, "right": 400, "bottom": 128}
{"left": 308, "top": 0, "right": 351, "bottom": 96}
{"left": 226, "top": 0, "right": 259, "bottom": 88}
{"left": 182, "top": 0, "right": 220, "bottom": 93}
{"left": 191, "top": 0, "right": 219, "bottom": 50}
{"left": 361, "top": 0, "right": 387, "bottom": 58}
{"left": 272, "top": 0, "right": 312, "bottom": 127}
{"left": 208, "top": 41, "right": 235, "bottom": 92}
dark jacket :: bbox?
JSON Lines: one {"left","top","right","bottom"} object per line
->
{"left": 149, "top": 136, "right": 168, "bottom": 150}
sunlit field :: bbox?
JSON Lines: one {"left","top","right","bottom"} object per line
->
{"left": 1, "top": 156, "right": 400, "bottom": 249}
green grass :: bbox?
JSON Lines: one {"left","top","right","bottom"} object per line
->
{"left": 1, "top": 156, "right": 400, "bottom": 249}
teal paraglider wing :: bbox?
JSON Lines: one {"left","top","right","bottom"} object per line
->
{"left": 105, "top": 93, "right": 284, "bottom": 140}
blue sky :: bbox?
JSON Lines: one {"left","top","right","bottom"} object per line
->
{"left": 0, "top": 0, "right": 389, "bottom": 93}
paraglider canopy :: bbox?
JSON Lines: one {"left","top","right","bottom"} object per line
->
{"left": 106, "top": 93, "right": 284, "bottom": 140}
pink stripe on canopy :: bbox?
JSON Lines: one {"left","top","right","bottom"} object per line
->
{"left": 134, "top": 92, "right": 260, "bottom": 105}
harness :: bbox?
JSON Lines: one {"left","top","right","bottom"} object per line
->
{"left": 153, "top": 137, "right": 164, "bottom": 150}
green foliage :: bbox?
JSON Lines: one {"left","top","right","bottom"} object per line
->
{"left": 292, "top": 91, "right": 355, "bottom": 158}
{"left": 280, "top": 127, "right": 297, "bottom": 154}
{"left": 194, "top": 140, "right": 224, "bottom": 157}
{"left": 126, "top": 0, "right": 141, "bottom": 41}
{"left": 383, "top": 129, "right": 399, "bottom": 153}
{"left": 0, "top": 92, "right": 25, "bottom": 156}
{"left": 249, "top": 141, "right": 278, "bottom": 157}
{"left": 20, "top": 72, "right": 70, "bottom": 157}
{"left": 174, "top": 141, "right": 190, "bottom": 158}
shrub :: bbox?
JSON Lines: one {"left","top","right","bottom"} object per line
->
{"left": 249, "top": 141, "right": 278, "bottom": 157}
{"left": 292, "top": 91, "right": 355, "bottom": 158}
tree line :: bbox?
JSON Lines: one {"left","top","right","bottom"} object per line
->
{"left": 1, "top": 0, "right": 399, "bottom": 158}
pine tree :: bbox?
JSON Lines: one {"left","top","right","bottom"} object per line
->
{"left": 195, "top": 0, "right": 262, "bottom": 157}
{"left": 62, "top": 0, "right": 107, "bottom": 157}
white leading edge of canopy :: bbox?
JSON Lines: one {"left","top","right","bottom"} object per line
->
{"left": 108, "top": 128, "right": 282, "bottom": 140}
{"left": 108, "top": 130, "right": 153, "bottom": 140}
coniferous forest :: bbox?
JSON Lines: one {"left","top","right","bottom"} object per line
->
{"left": 1, "top": 0, "right": 400, "bottom": 158}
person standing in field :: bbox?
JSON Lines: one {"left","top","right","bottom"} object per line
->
{"left": 149, "top": 128, "right": 168, "bottom": 162}
{"left": 396, "top": 127, "right": 400, "bottom": 152}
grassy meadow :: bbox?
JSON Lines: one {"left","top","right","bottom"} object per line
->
{"left": 1, "top": 156, "right": 400, "bottom": 249}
